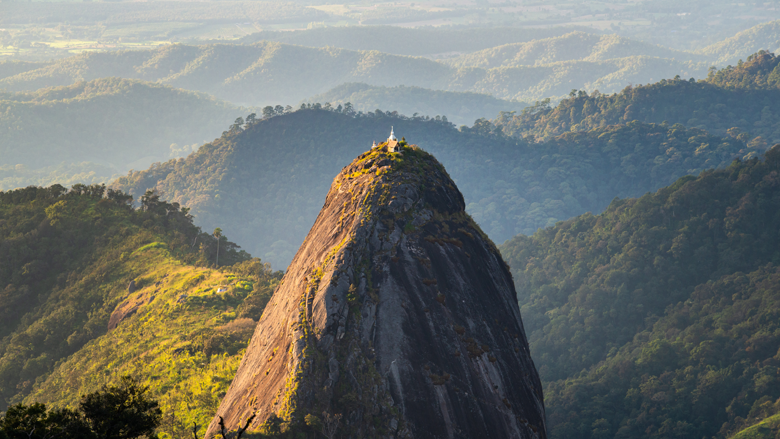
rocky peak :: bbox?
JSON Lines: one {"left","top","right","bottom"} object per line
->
{"left": 207, "top": 141, "right": 546, "bottom": 438}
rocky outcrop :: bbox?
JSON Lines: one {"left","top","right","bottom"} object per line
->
{"left": 207, "top": 142, "right": 546, "bottom": 438}
{"left": 108, "top": 289, "right": 155, "bottom": 331}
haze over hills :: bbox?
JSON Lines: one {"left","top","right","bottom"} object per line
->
{"left": 2, "top": 21, "right": 777, "bottom": 107}
{"left": 3, "top": 0, "right": 779, "bottom": 60}
{"left": 0, "top": 40, "right": 709, "bottom": 107}
{"left": 443, "top": 31, "right": 708, "bottom": 70}
{"left": 499, "top": 147, "right": 780, "bottom": 439}
{"left": 0, "top": 77, "right": 251, "bottom": 190}
{"left": 305, "top": 83, "right": 526, "bottom": 126}
{"left": 235, "top": 26, "right": 593, "bottom": 57}
{"left": 2, "top": 52, "right": 777, "bottom": 267}
{"left": 0, "top": 43, "right": 451, "bottom": 106}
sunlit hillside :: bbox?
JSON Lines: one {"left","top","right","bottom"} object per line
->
{"left": 699, "top": 20, "right": 780, "bottom": 65}
{"left": 0, "top": 184, "right": 280, "bottom": 439}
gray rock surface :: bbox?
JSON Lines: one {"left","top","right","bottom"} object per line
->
{"left": 207, "top": 142, "right": 546, "bottom": 438}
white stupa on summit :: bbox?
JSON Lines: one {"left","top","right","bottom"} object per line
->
{"left": 387, "top": 126, "right": 400, "bottom": 152}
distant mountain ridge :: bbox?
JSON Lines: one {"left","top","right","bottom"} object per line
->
{"left": 234, "top": 26, "right": 594, "bottom": 57}
{"left": 305, "top": 83, "right": 527, "bottom": 126}
{"left": 443, "top": 31, "right": 708, "bottom": 69}
{"left": 699, "top": 20, "right": 780, "bottom": 65}
{"left": 0, "top": 40, "right": 712, "bottom": 106}
{"left": 1, "top": 21, "right": 778, "bottom": 109}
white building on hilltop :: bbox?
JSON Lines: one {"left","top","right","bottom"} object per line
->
{"left": 387, "top": 126, "right": 400, "bottom": 152}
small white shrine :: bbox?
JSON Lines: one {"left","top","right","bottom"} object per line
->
{"left": 387, "top": 126, "right": 400, "bottom": 152}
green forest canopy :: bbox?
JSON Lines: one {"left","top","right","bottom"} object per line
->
{"left": 499, "top": 146, "right": 780, "bottom": 439}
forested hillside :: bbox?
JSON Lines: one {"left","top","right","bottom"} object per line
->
{"left": 305, "top": 83, "right": 526, "bottom": 126}
{"left": 111, "top": 107, "right": 754, "bottom": 268}
{"left": 0, "top": 184, "right": 281, "bottom": 438}
{"left": 495, "top": 52, "right": 780, "bottom": 144}
{"left": 0, "top": 77, "right": 249, "bottom": 188}
{"left": 708, "top": 50, "right": 780, "bottom": 90}
{"left": 500, "top": 146, "right": 780, "bottom": 439}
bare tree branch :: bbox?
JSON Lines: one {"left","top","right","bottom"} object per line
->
{"left": 236, "top": 412, "right": 256, "bottom": 439}
{"left": 321, "top": 412, "right": 342, "bottom": 439}
{"left": 218, "top": 416, "right": 227, "bottom": 439}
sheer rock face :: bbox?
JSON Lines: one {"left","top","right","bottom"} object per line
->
{"left": 207, "top": 143, "right": 546, "bottom": 439}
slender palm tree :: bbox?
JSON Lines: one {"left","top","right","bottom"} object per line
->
{"left": 213, "top": 228, "right": 222, "bottom": 267}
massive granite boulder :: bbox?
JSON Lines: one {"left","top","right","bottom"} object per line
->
{"left": 207, "top": 141, "right": 546, "bottom": 438}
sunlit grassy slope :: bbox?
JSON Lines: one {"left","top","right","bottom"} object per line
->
{"left": 0, "top": 184, "right": 280, "bottom": 438}
{"left": 26, "top": 245, "right": 280, "bottom": 439}
{"left": 731, "top": 414, "right": 780, "bottom": 439}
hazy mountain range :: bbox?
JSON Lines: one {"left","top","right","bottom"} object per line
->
{"left": 2, "top": 21, "right": 778, "bottom": 109}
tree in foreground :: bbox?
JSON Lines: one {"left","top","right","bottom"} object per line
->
{"left": 80, "top": 376, "right": 162, "bottom": 439}
{"left": 0, "top": 376, "right": 161, "bottom": 439}
{"left": 0, "top": 403, "right": 92, "bottom": 439}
